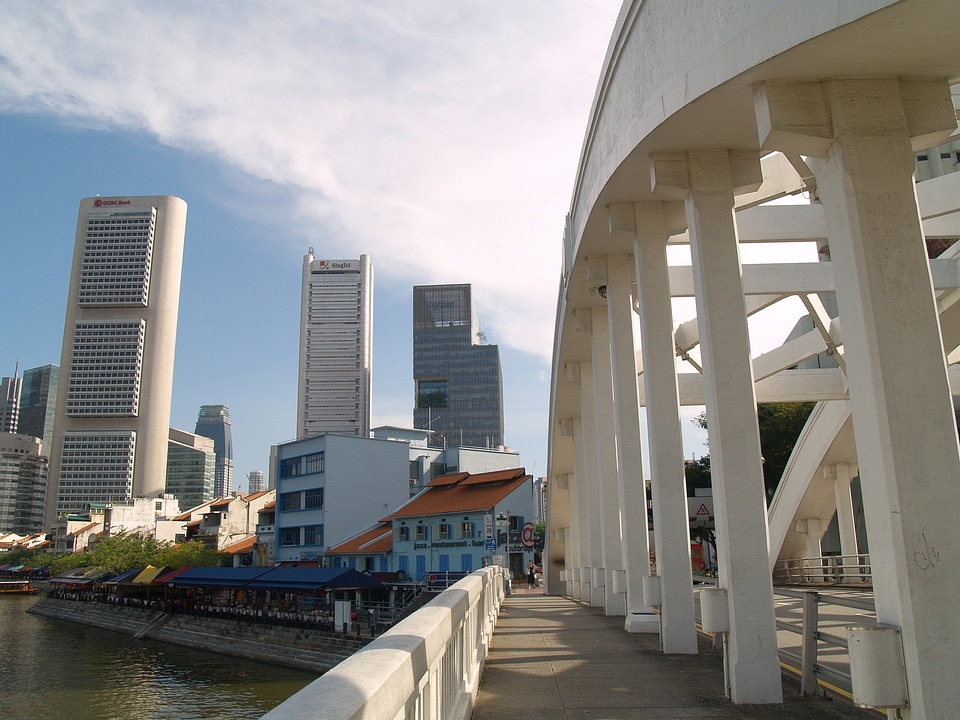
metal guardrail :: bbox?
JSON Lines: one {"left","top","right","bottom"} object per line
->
{"left": 773, "top": 554, "right": 872, "bottom": 586}
{"left": 693, "top": 561, "right": 876, "bottom": 699}
{"left": 772, "top": 587, "right": 875, "bottom": 698}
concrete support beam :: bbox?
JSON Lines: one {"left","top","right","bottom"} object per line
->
{"left": 757, "top": 77, "right": 960, "bottom": 719}
{"left": 589, "top": 302, "right": 627, "bottom": 616}
{"left": 578, "top": 361, "right": 605, "bottom": 608}
{"left": 632, "top": 205, "right": 699, "bottom": 651}
{"left": 651, "top": 149, "right": 782, "bottom": 703}
{"left": 603, "top": 252, "right": 658, "bottom": 632}
{"left": 826, "top": 463, "right": 861, "bottom": 582}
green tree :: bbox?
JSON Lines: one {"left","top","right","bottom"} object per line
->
{"left": 154, "top": 540, "right": 228, "bottom": 568}
{"left": 88, "top": 531, "right": 162, "bottom": 573}
{"left": 691, "top": 402, "right": 815, "bottom": 502}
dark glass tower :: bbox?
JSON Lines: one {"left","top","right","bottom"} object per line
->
{"left": 194, "top": 405, "right": 234, "bottom": 498}
{"left": 19, "top": 364, "right": 59, "bottom": 450}
{"left": 413, "top": 284, "right": 504, "bottom": 449}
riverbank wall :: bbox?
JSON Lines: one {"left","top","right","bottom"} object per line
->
{"left": 28, "top": 597, "right": 370, "bottom": 673}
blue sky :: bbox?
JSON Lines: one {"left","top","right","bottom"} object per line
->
{"left": 0, "top": 2, "right": 628, "bottom": 489}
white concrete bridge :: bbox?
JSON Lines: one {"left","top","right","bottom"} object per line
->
{"left": 259, "top": 3, "right": 960, "bottom": 719}
{"left": 544, "top": 0, "right": 960, "bottom": 717}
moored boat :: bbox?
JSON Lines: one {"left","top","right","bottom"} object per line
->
{"left": 0, "top": 580, "right": 37, "bottom": 594}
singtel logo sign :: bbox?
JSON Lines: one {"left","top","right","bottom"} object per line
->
{"left": 94, "top": 199, "right": 132, "bottom": 207}
{"left": 317, "top": 260, "right": 356, "bottom": 271}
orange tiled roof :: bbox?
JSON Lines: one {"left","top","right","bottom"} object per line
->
{"left": 426, "top": 472, "right": 468, "bottom": 487}
{"left": 244, "top": 490, "right": 271, "bottom": 502}
{"left": 328, "top": 523, "right": 393, "bottom": 555}
{"left": 222, "top": 536, "right": 257, "bottom": 554}
{"left": 210, "top": 498, "right": 232, "bottom": 508}
{"left": 259, "top": 500, "right": 276, "bottom": 512}
{"left": 389, "top": 467, "right": 529, "bottom": 519}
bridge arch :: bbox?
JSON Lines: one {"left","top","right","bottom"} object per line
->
{"left": 546, "top": 1, "right": 960, "bottom": 713}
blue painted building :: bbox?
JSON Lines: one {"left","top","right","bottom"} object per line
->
{"left": 327, "top": 467, "right": 535, "bottom": 580}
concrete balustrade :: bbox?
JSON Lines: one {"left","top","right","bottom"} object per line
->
{"left": 260, "top": 566, "right": 506, "bottom": 720}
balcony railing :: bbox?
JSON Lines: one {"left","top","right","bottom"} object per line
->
{"left": 260, "top": 565, "right": 507, "bottom": 720}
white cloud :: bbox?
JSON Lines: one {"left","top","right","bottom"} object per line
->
{"left": 0, "top": 1, "right": 622, "bottom": 360}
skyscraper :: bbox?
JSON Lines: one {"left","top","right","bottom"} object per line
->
{"left": 297, "top": 250, "right": 373, "bottom": 438}
{"left": 194, "top": 404, "right": 234, "bottom": 498}
{"left": 44, "top": 195, "right": 187, "bottom": 527}
{"left": 246, "top": 470, "right": 265, "bottom": 493}
{"left": 18, "top": 364, "right": 59, "bottom": 450}
{"left": 0, "top": 362, "right": 21, "bottom": 434}
{"left": 166, "top": 428, "right": 216, "bottom": 509}
{"left": 413, "top": 284, "right": 504, "bottom": 449}
{"left": 0, "top": 433, "right": 48, "bottom": 534}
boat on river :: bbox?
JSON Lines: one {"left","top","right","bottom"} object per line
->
{"left": 0, "top": 580, "right": 37, "bottom": 594}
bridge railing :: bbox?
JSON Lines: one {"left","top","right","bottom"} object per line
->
{"left": 773, "top": 554, "right": 871, "bottom": 586}
{"left": 260, "top": 566, "right": 507, "bottom": 720}
{"left": 772, "top": 587, "right": 876, "bottom": 698}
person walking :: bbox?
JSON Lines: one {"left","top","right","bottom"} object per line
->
{"left": 527, "top": 561, "right": 537, "bottom": 591}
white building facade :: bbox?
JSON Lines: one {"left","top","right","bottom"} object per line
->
{"left": 273, "top": 429, "right": 524, "bottom": 564}
{"left": 297, "top": 251, "right": 373, "bottom": 438}
{"left": 44, "top": 196, "right": 187, "bottom": 527}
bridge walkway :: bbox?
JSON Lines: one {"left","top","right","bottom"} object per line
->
{"left": 472, "top": 589, "right": 877, "bottom": 720}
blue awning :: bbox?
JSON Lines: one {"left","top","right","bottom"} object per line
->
{"left": 245, "top": 567, "right": 382, "bottom": 591}
{"left": 166, "top": 566, "right": 382, "bottom": 591}
{"left": 103, "top": 568, "right": 144, "bottom": 584}
{"left": 169, "top": 567, "right": 272, "bottom": 588}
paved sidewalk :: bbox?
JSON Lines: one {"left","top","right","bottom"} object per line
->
{"left": 472, "top": 591, "right": 878, "bottom": 719}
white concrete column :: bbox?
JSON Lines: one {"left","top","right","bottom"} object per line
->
{"left": 603, "top": 253, "right": 659, "bottom": 633}
{"left": 590, "top": 302, "right": 627, "bottom": 616}
{"left": 630, "top": 204, "right": 699, "bottom": 653}
{"left": 652, "top": 149, "right": 783, "bottom": 704}
{"left": 756, "top": 78, "right": 960, "bottom": 719}
{"left": 827, "top": 462, "right": 860, "bottom": 581}
{"left": 578, "top": 359, "right": 606, "bottom": 609}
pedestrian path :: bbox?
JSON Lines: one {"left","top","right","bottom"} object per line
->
{"left": 472, "top": 590, "right": 878, "bottom": 719}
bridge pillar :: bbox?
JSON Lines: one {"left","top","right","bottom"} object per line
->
{"left": 603, "top": 253, "right": 658, "bottom": 631}
{"left": 589, "top": 301, "right": 627, "bottom": 616}
{"left": 575, "top": 356, "right": 606, "bottom": 608}
{"left": 651, "top": 150, "right": 783, "bottom": 704}
{"left": 826, "top": 462, "right": 861, "bottom": 582}
{"left": 624, "top": 204, "right": 699, "bottom": 651}
{"left": 756, "top": 78, "right": 960, "bottom": 719}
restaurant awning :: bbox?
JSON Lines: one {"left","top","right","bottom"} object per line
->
{"left": 49, "top": 567, "right": 115, "bottom": 584}
{"left": 169, "top": 566, "right": 272, "bottom": 588}
{"left": 245, "top": 567, "right": 382, "bottom": 591}
{"left": 165, "top": 566, "right": 382, "bottom": 591}
{"left": 103, "top": 568, "right": 143, "bottom": 584}
{"left": 131, "top": 565, "right": 168, "bottom": 584}
{"left": 154, "top": 566, "right": 192, "bottom": 585}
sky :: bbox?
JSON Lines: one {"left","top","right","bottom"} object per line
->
{"left": 0, "top": 2, "right": 630, "bottom": 490}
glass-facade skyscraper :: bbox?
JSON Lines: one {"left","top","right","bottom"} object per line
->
{"left": 413, "top": 284, "right": 504, "bottom": 449}
{"left": 194, "top": 404, "right": 234, "bottom": 498}
{"left": 166, "top": 428, "right": 216, "bottom": 509}
{"left": 19, "top": 364, "right": 59, "bottom": 450}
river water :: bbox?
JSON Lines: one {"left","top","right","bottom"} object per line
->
{"left": 0, "top": 595, "right": 317, "bottom": 720}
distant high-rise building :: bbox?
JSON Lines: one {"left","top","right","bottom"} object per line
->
{"left": 194, "top": 404, "right": 234, "bottom": 498}
{"left": 0, "top": 433, "right": 48, "bottom": 534}
{"left": 413, "top": 284, "right": 504, "bottom": 449}
{"left": 247, "top": 470, "right": 265, "bottom": 494}
{"left": 18, "top": 364, "right": 59, "bottom": 450}
{"left": 297, "top": 251, "right": 373, "bottom": 438}
{"left": 44, "top": 195, "right": 188, "bottom": 527}
{"left": 0, "top": 362, "right": 22, "bottom": 434}
{"left": 166, "top": 428, "right": 216, "bottom": 510}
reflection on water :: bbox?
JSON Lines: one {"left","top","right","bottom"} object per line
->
{"left": 0, "top": 595, "right": 316, "bottom": 720}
